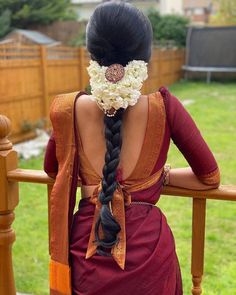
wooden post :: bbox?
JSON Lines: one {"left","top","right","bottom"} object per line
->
{"left": 40, "top": 46, "right": 49, "bottom": 120}
{"left": 170, "top": 48, "right": 175, "bottom": 84}
{"left": 0, "top": 115, "right": 19, "bottom": 295}
{"left": 159, "top": 48, "right": 165, "bottom": 87}
{"left": 191, "top": 198, "right": 206, "bottom": 295}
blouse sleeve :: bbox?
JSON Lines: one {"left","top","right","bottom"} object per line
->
{"left": 44, "top": 131, "right": 58, "bottom": 179}
{"left": 160, "top": 86, "right": 220, "bottom": 187}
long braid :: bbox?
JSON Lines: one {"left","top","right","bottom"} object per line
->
{"left": 95, "top": 108, "right": 125, "bottom": 256}
{"left": 86, "top": 1, "right": 153, "bottom": 258}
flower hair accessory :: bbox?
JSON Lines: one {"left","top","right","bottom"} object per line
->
{"left": 87, "top": 59, "right": 148, "bottom": 116}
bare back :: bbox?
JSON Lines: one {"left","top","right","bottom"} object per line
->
{"left": 75, "top": 94, "right": 149, "bottom": 196}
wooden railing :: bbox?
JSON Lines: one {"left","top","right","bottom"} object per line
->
{"left": 0, "top": 114, "right": 236, "bottom": 295}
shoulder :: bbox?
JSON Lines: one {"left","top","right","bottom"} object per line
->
{"left": 157, "top": 86, "right": 190, "bottom": 131}
{"left": 75, "top": 94, "right": 98, "bottom": 110}
{"left": 50, "top": 91, "right": 79, "bottom": 114}
{"left": 49, "top": 91, "right": 89, "bottom": 124}
{"left": 75, "top": 94, "right": 104, "bottom": 120}
{"left": 147, "top": 87, "right": 173, "bottom": 115}
{"left": 49, "top": 91, "right": 88, "bottom": 129}
{"left": 158, "top": 86, "right": 174, "bottom": 106}
{"left": 146, "top": 86, "right": 173, "bottom": 113}
{"left": 158, "top": 86, "right": 184, "bottom": 113}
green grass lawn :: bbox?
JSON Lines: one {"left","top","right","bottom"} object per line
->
{"left": 13, "top": 81, "right": 236, "bottom": 294}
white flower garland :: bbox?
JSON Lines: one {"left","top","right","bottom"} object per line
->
{"left": 87, "top": 60, "right": 148, "bottom": 112}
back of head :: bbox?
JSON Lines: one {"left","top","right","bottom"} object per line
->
{"left": 86, "top": 1, "right": 153, "bottom": 66}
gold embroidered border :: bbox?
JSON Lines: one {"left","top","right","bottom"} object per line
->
{"left": 198, "top": 168, "right": 221, "bottom": 185}
{"left": 49, "top": 259, "right": 71, "bottom": 295}
{"left": 127, "top": 91, "right": 166, "bottom": 180}
{"left": 49, "top": 93, "right": 77, "bottom": 264}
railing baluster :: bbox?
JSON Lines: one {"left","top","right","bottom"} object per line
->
{"left": 0, "top": 115, "right": 18, "bottom": 295}
{"left": 191, "top": 198, "right": 206, "bottom": 295}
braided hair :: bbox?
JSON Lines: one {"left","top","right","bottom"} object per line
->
{"left": 86, "top": 1, "right": 153, "bottom": 255}
{"left": 95, "top": 109, "right": 125, "bottom": 255}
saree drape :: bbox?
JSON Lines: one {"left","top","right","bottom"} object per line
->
{"left": 44, "top": 87, "right": 220, "bottom": 295}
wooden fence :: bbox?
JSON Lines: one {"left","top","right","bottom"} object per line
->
{"left": 1, "top": 116, "right": 236, "bottom": 294}
{"left": 0, "top": 44, "right": 185, "bottom": 143}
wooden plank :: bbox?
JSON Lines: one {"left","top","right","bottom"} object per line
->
{"left": 0, "top": 94, "right": 43, "bottom": 104}
{"left": 47, "top": 46, "right": 78, "bottom": 51}
{"left": 47, "top": 60, "right": 79, "bottom": 66}
{"left": 0, "top": 44, "right": 39, "bottom": 49}
{"left": 5, "top": 168, "right": 236, "bottom": 201}
{"left": 162, "top": 185, "right": 236, "bottom": 201}
{"left": 0, "top": 60, "right": 40, "bottom": 68}
{"left": 0, "top": 52, "right": 40, "bottom": 57}
{"left": 7, "top": 169, "right": 54, "bottom": 184}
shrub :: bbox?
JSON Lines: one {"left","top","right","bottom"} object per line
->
{"left": 147, "top": 10, "right": 189, "bottom": 47}
{"left": 69, "top": 30, "right": 86, "bottom": 47}
{"left": 0, "top": 9, "right": 11, "bottom": 38}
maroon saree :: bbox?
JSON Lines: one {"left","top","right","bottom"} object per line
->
{"left": 44, "top": 87, "right": 220, "bottom": 295}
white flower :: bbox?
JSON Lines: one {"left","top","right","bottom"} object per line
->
{"left": 87, "top": 59, "right": 148, "bottom": 112}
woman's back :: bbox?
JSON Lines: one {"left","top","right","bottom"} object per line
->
{"left": 76, "top": 93, "right": 149, "bottom": 183}
{"left": 44, "top": 87, "right": 220, "bottom": 294}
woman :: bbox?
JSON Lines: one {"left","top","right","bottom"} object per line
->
{"left": 44, "top": 2, "right": 220, "bottom": 295}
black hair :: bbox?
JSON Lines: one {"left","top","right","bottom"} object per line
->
{"left": 86, "top": 1, "right": 153, "bottom": 256}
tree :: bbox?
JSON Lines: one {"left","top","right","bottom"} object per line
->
{"left": 0, "top": 0, "right": 76, "bottom": 29}
{"left": 210, "top": 0, "right": 236, "bottom": 25}
{"left": 0, "top": 9, "right": 11, "bottom": 38}
{"left": 69, "top": 31, "right": 86, "bottom": 47}
{"left": 147, "top": 10, "right": 189, "bottom": 47}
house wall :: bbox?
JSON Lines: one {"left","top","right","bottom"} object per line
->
{"left": 159, "top": 0, "right": 183, "bottom": 15}
{"left": 183, "top": 0, "right": 215, "bottom": 24}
